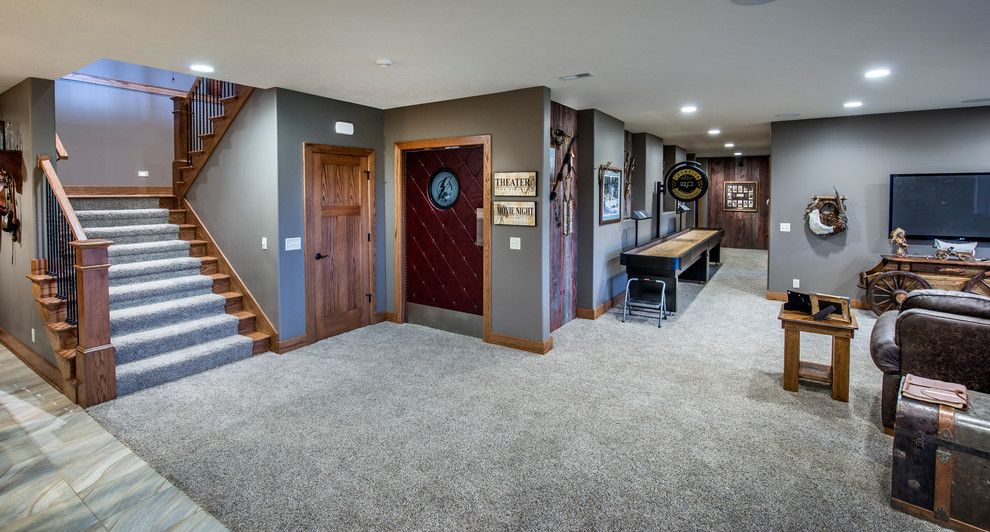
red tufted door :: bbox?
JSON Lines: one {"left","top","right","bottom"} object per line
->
{"left": 404, "top": 147, "right": 484, "bottom": 315}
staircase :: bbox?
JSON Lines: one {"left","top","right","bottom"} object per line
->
{"left": 69, "top": 195, "right": 268, "bottom": 396}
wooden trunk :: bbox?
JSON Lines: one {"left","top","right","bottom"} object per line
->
{"left": 892, "top": 389, "right": 990, "bottom": 531}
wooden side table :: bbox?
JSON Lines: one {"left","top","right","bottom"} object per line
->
{"left": 778, "top": 305, "right": 859, "bottom": 402}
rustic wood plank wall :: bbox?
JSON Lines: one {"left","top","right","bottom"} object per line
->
{"left": 703, "top": 156, "right": 771, "bottom": 250}
{"left": 550, "top": 102, "right": 579, "bottom": 331}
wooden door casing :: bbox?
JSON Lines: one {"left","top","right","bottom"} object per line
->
{"left": 304, "top": 144, "right": 375, "bottom": 341}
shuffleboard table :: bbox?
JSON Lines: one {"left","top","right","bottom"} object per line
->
{"left": 620, "top": 227, "right": 725, "bottom": 313}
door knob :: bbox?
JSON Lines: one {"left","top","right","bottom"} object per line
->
{"left": 315, "top": 252, "right": 328, "bottom": 260}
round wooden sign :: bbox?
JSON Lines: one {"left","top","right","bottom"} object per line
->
{"left": 664, "top": 161, "right": 709, "bottom": 202}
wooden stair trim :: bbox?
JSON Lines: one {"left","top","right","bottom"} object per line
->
{"left": 177, "top": 86, "right": 254, "bottom": 198}
{"left": 181, "top": 198, "right": 277, "bottom": 351}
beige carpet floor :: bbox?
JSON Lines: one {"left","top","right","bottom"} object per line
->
{"left": 89, "top": 249, "right": 935, "bottom": 531}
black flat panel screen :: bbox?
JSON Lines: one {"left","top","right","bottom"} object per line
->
{"left": 890, "top": 173, "right": 990, "bottom": 242}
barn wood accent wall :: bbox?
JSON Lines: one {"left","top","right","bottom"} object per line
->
{"left": 549, "top": 102, "right": 578, "bottom": 332}
{"left": 704, "top": 156, "right": 771, "bottom": 250}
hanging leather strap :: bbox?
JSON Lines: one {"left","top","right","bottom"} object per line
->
{"left": 933, "top": 404, "right": 956, "bottom": 521}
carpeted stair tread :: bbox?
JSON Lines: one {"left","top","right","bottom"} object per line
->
{"left": 70, "top": 197, "right": 162, "bottom": 211}
{"left": 108, "top": 240, "right": 191, "bottom": 265}
{"left": 109, "top": 275, "right": 214, "bottom": 310}
{"left": 108, "top": 257, "right": 203, "bottom": 286}
{"left": 113, "top": 313, "right": 241, "bottom": 364}
{"left": 109, "top": 293, "right": 226, "bottom": 337}
{"left": 115, "top": 335, "right": 253, "bottom": 396}
{"left": 84, "top": 223, "right": 179, "bottom": 244}
{"left": 76, "top": 209, "right": 169, "bottom": 228}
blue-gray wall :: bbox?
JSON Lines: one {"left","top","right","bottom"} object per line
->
{"left": 187, "top": 89, "right": 280, "bottom": 326}
{"left": 576, "top": 109, "right": 636, "bottom": 310}
{"left": 0, "top": 79, "right": 57, "bottom": 363}
{"left": 384, "top": 87, "right": 552, "bottom": 342}
{"left": 274, "top": 88, "right": 385, "bottom": 341}
{"left": 769, "top": 106, "right": 990, "bottom": 299}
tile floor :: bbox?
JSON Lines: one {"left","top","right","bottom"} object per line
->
{"left": 0, "top": 345, "right": 226, "bottom": 531}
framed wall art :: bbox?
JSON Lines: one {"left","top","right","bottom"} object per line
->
{"left": 493, "top": 200, "right": 537, "bottom": 226}
{"left": 599, "top": 165, "right": 622, "bottom": 225}
{"left": 493, "top": 172, "right": 537, "bottom": 197}
{"left": 724, "top": 181, "right": 758, "bottom": 212}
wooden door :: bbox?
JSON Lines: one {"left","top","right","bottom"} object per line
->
{"left": 305, "top": 145, "right": 375, "bottom": 340}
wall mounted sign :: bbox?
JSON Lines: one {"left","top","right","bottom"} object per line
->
{"left": 493, "top": 200, "right": 536, "bottom": 226}
{"left": 493, "top": 171, "right": 537, "bottom": 197}
{"left": 664, "top": 160, "right": 709, "bottom": 202}
{"left": 724, "top": 181, "right": 758, "bottom": 212}
{"left": 599, "top": 165, "right": 622, "bottom": 225}
{"left": 429, "top": 169, "right": 459, "bottom": 209}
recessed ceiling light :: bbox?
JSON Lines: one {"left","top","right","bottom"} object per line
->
{"left": 774, "top": 112, "right": 801, "bottom": 119}
{"left": 844, "top": 100, "right": 863, "bottom": 108}
{"left": 734, "top": 152, "right": 743, "bottom": 156}
{"left": 864, "top": 68, "right": 891, "bottom": 79}
{"left": 731, "top": 0, "right": 776, "bottom": 5}
{"left": 724, "top": 142, "right": 735, "bottom": 148}
{"left": 376, "top": 58, "right": 393, "bottom": 68}
{"left": 708, "top": 128, "right": 721, "bottom": 135}
{"left": 559, "top": 72, "right": 593, "bottom": 81}
{"left": 190, "top": 64, "right": 214, "bottom": 73}
{"left": 681, "top": 105, "right": 698, "bottom": 114}
{"left": 961, "top": 97, "right": 990, "bottom": 105}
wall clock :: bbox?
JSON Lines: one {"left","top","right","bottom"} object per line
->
{"left": 429, "top": 169, "right": 460, "bottom": 209}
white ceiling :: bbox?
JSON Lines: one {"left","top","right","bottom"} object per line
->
{"left": 3, "top": 0, "right": 989, "bottom": 156}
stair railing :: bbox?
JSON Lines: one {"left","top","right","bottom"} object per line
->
{"left": 38, "top": 154, "right": 116, "bottom": 406}
{"left": 186, "top": 77, "right": 236, "bottom": 162}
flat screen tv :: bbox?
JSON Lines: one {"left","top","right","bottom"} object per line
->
{"left": 889, "top": 173, "right": 990, "bottom": 242}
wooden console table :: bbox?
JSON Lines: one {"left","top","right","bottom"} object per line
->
{"left": 778, "top": 305, "right": 859, "bottom": 402}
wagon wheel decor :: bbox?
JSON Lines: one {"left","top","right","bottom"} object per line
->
{"left": 963, "top": 271, "right": 990, "bottom": 297}
{"left": 866, "top": 271, "right": 931, "bottom": 315}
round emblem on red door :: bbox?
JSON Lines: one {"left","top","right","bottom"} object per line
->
{"left": 429, "top": 169, "right": 460, "bottom": 209}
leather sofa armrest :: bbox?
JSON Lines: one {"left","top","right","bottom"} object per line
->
{"left": 902, "top": 289, "right": 990, "bottom": 320}
{"left": 870, "top": 310, "right": 901, "bottom": 374}
{"left": 896, "top": 308, "right": 990, "bottom": 393}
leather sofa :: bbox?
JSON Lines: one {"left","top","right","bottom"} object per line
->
{"left": 870, "top": 289, "right": 990, "bottom": 429}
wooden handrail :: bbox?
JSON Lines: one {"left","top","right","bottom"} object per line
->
{"left": 55, "top": 134, "right": 68, "bottom": 160}
{"left": 37, "top": 155, "right": 86, "bottom": 240}
{"left": 185, "top": 77, "right": 203, "bottom": 101}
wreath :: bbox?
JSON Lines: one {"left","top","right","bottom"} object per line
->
{"left": 805, "top": 187, "right": 847, "bottom": 237}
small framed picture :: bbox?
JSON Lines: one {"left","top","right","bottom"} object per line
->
{"left": 599, "top": 165, "right": 622, "bottom": 225}
{"left": 810, "top": 293, "right": 852, "bottom": 323}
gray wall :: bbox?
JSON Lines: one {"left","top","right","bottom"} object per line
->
{"left": 187, "top": 89, "right": 280, "bottom": 326}
{"left": 384, "top": 87, "right": 552, "bottom": 342}
{"left": 769, "top": 107, "right": 990, "bottom": 299}
{"left": 0, "top": 79, "right": 57, "bottom": 364}
{"left": 576, "top": 109, "right": 636, "bottom": 309}
{"left": 631, "top": 132, "right": 678, "bottom": 242}
{"left": 54, "top": 60, "right": 194, "bottom": 188}
{"left": 274, "top": 88, "right": 385, "bottom": 341}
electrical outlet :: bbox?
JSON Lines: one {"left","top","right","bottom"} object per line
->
{"left": 780, "top": 222, "right": 791, "bottom": 232}
{"left": 509, "top": 237, "right": 521, "bottom": 250}
{"left": 137, "top": 170, "right": 150, "bottom": 178}
{"left": 31, "top": 328, "right": 35, "bottom": 343}
{"left": 793, "top": 279, "right": 800, "bottom": 289}
{"left": 261, "top": 237, "right": 268, "bottom": 250}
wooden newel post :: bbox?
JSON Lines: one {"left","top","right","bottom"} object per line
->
{"left": 171, "top": 95, "right": 189, "bottom": 194}
{"left": 71, "top": 239, "right": 116, "bottom": 406}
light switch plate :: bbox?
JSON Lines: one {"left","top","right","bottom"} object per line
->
{"left": 261, "top": 237, "right": 268, "bottom": 250}
{"left": 285, "top": 237, "right": 302, "bottom": 251}
{"left": 509, "top": 237, "right": 521, "bottom": 250}
{"left": 780, "top": 222, "right": 791, "bottom": 232}
{"left": 137, "top": 170, "right": 150, "bottom": 178}
{"left": 793, "top": 279, "right": 800, "bottom": 288}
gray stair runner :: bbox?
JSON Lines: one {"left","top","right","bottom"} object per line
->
{"left": 71, "top": 197, "right": 253, "bottom": 397}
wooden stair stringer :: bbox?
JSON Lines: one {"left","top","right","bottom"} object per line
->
{"left": 177, "top": 86, "right": 254, "bottom": 198}
{"left": 25, "top": 259, "right": 80, "bottom": 402}
{"left": 178, "top": 198, "right": 277, "bottom": 353}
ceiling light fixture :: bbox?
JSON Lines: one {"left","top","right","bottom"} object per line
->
{"left": 724, "top": 142, "right": 735, "bottom": 148}
{"left": 864, "top": 68, "right": 891, "bottom": 79}
{"left": 734, "top": 152, "right": 743, "bottom": 156}
{"left": 190, "top": 64, "right": 215, "bottom": 73}
{"left": 844, "top": 100, "right": 864, "bottom": 108}
{"left": 681, "top": 105, "right": 698, "bottom": 114}
{"left": 559, "top": 72, "right": 593, "bottom": 81}
{"left": 376, "top": 58, "right": 393, "bottom": 68}
{"left": 708, "top": 128, "right": 721, "bottom": 135}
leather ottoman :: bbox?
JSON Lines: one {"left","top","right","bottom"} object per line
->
{"left": 891, "top": 386, "right": 990, "bottom": 530}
